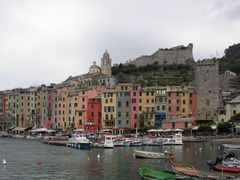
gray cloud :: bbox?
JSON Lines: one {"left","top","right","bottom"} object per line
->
{"left": 0, "top": 0, "right": 240, "bottom": 90}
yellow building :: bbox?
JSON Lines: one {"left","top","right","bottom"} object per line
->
{"left": 139, "top": 86, "right": 156, "bottom": 126}
{"left": 101, "top": 89, "right": 116, "bottom": 129}
{"left": 220, "top": 96, "right": 240, "bottom": 123}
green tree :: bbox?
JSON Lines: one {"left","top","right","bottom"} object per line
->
{"left": 230, "top": 113, "right": 240, "bottom": 123}
{"left": 198, "top": 124, "right": 212, "bottom": 135}
{"left": 217, "top": 122, "right": 231, "bottom": 134}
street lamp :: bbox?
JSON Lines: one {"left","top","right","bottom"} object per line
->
{"left": 230, "top": 121, "right": 234, "bottom": 135}
{"left": 188, "top": 123, "right": 192, "bottom": 137}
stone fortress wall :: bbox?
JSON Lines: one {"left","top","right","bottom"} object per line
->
{"left": 127, "top": 43, "right": 194, "bottom": 66}
{"left": 195, "top": 59, "right": 220, "bottom": 122}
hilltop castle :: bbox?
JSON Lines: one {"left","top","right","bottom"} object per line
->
{"left": 127, "top": 43, "right": 194, "bottom": 67}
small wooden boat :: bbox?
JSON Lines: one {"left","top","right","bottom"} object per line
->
{"left": 169, "top": 158, "right": 236, "bottom": 179}
{"left": 134, "top": 150, "right": 166, "bottom": 159}
{"left": 138, "top": 167, "right": 190, "bottom": 180}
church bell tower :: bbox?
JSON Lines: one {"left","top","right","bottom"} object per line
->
{"left": 101, "top": 50, "right": 112, "bottom": 76}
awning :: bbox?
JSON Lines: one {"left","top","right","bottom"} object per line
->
{"left": 192, "top": 126, "right": 199, "bottom": 130}
{"left": 30, "top": 128, "right": 48, "bottom": 133}
{"left": 211, "top": 125, "right": 217, "bottom": 130}
{"left": 74, "top": 129, "right": 85, "bottom": 132}
{"left": 12, "top": 127, "right": 27, "bottom": 132}
{"left": 147, "top": 129, "right": 158, "bottom": 132}
{"left": 155, "top": 112, "right": 166, "bottom": 116}
{"left": 7, "top": 126, "right": 16, "bottom": 130}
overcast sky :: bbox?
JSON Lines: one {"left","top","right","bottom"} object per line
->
{"left": 0, "top": 0, "right": 240, "bottom": 90}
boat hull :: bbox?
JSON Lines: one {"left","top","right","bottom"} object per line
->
{"left": 67, "top": 142, "right": 91, "bottom": 150}
{"left": 134, "top": 150, "right": 166, "bottom": 159}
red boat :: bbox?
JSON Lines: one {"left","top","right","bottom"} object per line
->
{"left": 213, "top": 164, "right": 240, "bottom": 173}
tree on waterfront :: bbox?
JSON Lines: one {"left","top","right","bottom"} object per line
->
{"left": 139, "top": 111, "right": 155, "bottom": 132}
{"left": 217, "top": 122, "right": 231, "bottom": 134}
{"left": 198, "top": 124, "right": 212, "bottom": 135}
{"left": 230, "top": 113, "right": 240, "bottom": 123}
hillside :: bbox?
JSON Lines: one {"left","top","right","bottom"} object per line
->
{"left": 219, "top": 43, "right": 240, "bottom": 89}
{"left": 112, "top": 62, "right": 195, "bottom": 86}
{"left": 112, "top": 43, "right": 240, "bottom": 88}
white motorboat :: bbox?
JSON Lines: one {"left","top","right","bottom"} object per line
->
{"left": 91, "top": 135, "right": 114, "bottom": 148}
{"left": 133, "top": 150, "right": 166, "bottom": 159}
{"left": 67, "top": 133, "right": 91, "bottom": 150}
{"left": 104, "top": 135, "right": 114, "bottom": 148}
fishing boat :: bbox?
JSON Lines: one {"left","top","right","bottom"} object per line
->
{"left": 207, "top": 152, "right": 240, "bottom": 173}
{"left": 147, "top": 129, "right": 183, "bottom": 146}
{"left": 67, "top": 133, "right": 91, "bottom": 150}
{"left": 138, "top": 167, "right": 190, "bottom": 180}
{"left": 91, "top": 135, "right": 114, "bottom": 148}
{"left": 134, "top": 150, "right": 166, "bottom": 159}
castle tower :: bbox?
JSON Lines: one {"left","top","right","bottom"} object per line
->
{"left": 101, "top": 50, "right": 112, "bottom": 76}
{"left": 195, "top": 59, "right": 220, "bottom": 122}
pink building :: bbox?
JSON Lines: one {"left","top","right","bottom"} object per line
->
{"left": 130, "top": 84, "right": 141, "bottom": 129}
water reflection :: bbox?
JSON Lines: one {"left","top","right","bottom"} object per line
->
{"left": 0, "top": 138, "right": 239, "bottom": 179}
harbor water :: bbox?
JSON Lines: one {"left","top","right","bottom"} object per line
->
{"left": 0, "top": 138, "right": 239, "bottom": 180}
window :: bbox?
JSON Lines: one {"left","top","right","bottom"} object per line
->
{"left": 159, "top": 97, "right": 163, "bottom": 102}
{"left": 118, "top": 101, "right": 121, "bottom": 107}
{"left": 176, "top": 107, "right": 180, "bottom": 111}
{"left": 118, "top": 120, "right": 121, "bottom": 124}
{"left": 147, "top": 99, "right": 149, "bottom": 103}
{"left": 177, "top": 99, "right": 180, "bottom": 104}
{"left": 168, "top": 99, "right": 171, "bottom": 104}
{"left": 157, "top": 106, "right": 160, "bottom": 110}
{"left": 82, "top": 97, "right": 85, "bottom": 102}
{"left": 110, "top": 98, "right": 112, "bottom": 103}
{"left": 105, "top": 99, "right": 108, "bottom": 103}
{"left": 126, "top": 101, "right": 129, "bottom": 107}
{"left": 139, "top": 106, "right": 142, "bottom": 111}
{"left": 168, "top": 107, "right": 171, "bottom": 111}
{"left": 151, "top": 99, "right": 154, "bottom": 103}
{"left": 233, "top": 110, "right": 236, "bottom": 115}
{"left": 183, "top": 100, "right": 186, "bottom": 104}
{"left": 118, "top": 112, "right": 121, "bottom": 117}
{"left": 139, "top": 99, "right": 142, "bottom": 103}
{"left": 133, "top": 92, "right": 136, "bottom": 96}
{"left": 182, "top": 108, "right": 185, "bottom": 113}
{"left": 134, "top": 114, "right": 137, "bottom": 119}
{"left": 79, "top": 112, "right": 82, "bottom": 116}
{"left": 162, "top": 105, "right": 165, "bottom": 110}
{"left": 176, "top": 92, "right": 179, "bottom": 96}
{"left": 133, "top": 106, "right": 136, "bottom": 111}
{"left": 126, "top": 120, "right": 129, "bottom": 124}
{"left": 79, "top": 120, "right": 82, "bottom": 125}
{"left": 189, "top": 100, "right": 192, "bottom": 104}
{"left": 206, "top": 99, "right": 210, "bottom": 106}
{"left": 126, "top": 112, "right": 129, "bottom": 117}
